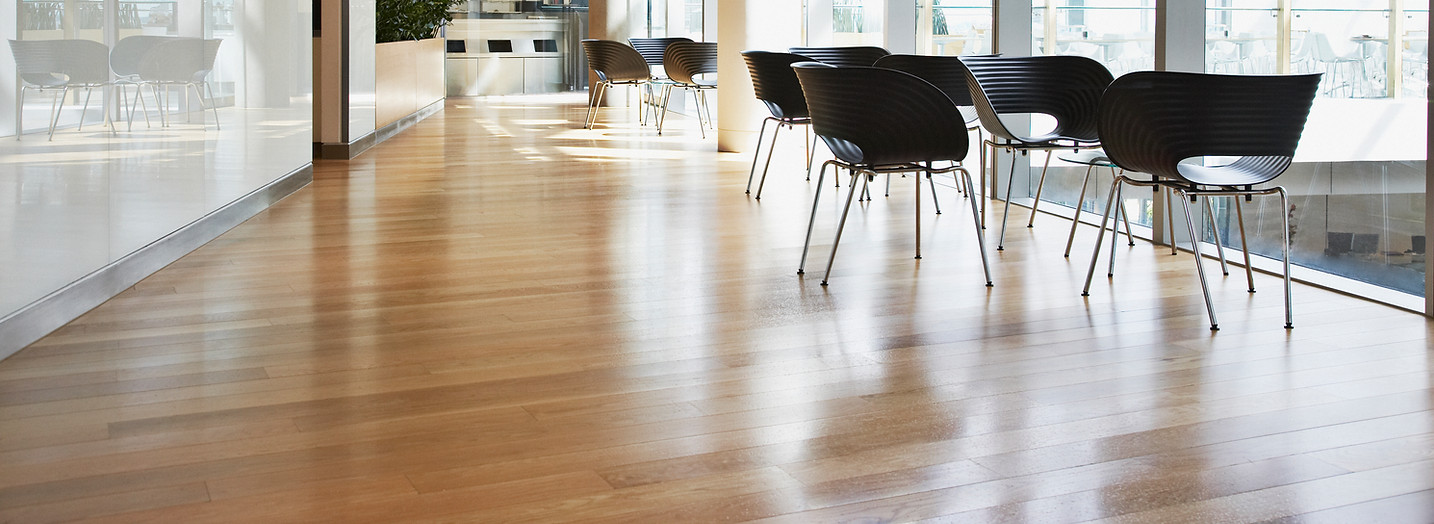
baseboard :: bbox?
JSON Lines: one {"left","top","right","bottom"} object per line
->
{"left": 313, "top": 100, "right": 444, "bottom": 160}
{"left": 0, "top": 164, "right": 314, "bottom": 361}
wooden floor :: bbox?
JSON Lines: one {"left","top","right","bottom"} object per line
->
{"left": 2, "top": 94, "right": 1433, "bottom": 523}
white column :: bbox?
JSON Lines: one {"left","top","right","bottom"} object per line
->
{"left": 990, "top": 0, "right": 1032, "bottom": 201}
{"left": 1152, "top": 0, "right": 1204, "bottom": 247}
{"left": 1155, "top": 0, "right": 1204, "bottom": 73}
{"left": 885, "top": 0, "right": 916, "bottom": 53}
{"left": 716, "top": 0, "right": 803, "bottom": 152}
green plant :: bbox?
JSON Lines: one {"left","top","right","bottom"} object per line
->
{"left": 376, "top": 0, "right": 464, "bottom": 43}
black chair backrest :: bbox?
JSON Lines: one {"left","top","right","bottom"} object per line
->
{"left": 793, "top": 63, "right": 969, "bottom": 166}
{"left": 9, "top": 39, "right": 110, "bottom": 86}
{"left": 959, "top": 55, "right": 1112, "bottom": 144}
{"left": 581, "top": 39, "right": 651, "bottom": 83}
{"left": 788, "top": 46, "right": 890, "bottom": 67}
{"left": 664, "top": 42, "right": 718, "bottom": 85}
{"left": 629, "top": 37, "right": 693, "bottom": 66}
{"left": 873, "top": 54, "right": 978, "bottom": 107}
{"left": 742, "top": 50, "right": 812, "bottom": 120}
{"left": 1097, "top": 71, "right": 1321, "bottom": 186}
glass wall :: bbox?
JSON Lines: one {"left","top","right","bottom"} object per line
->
{"left": 917, "top": 0, "right": 992, "bottom": 56}
{"left": 644, "top": 0, "right": 703, "bottom": 39}
{"left": 834, "top": 0, "right": 885, "bottom": 46}
{"left": 1032, "top": 0, "right": 1155, "bottom": 77}
{"left": 1194, "top": 0, "right": 1430, "bottom": 298}
{"left": 1, "top": 0, "right": 313, "bottom": 321}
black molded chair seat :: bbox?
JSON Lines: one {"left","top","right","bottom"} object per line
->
{"left": 656, "top": 41, "right": 717, "bottom": 137}
{"left": 788, "top": 46, "right": 890, "bottom": 67}
{"left": 1082, "top": 71, "right": 1321, "bottom": 331}
{"left": 959, "top": 54, "right": 1113, "bottom": 250}
{"left": 581, "top": 39, "right": 653, "bottom": 129}
{"left": 742, "top": 50, "right": 819, "bottom": 199}
{"left": 792, "top": 62, "right": 991, "bottom": 287}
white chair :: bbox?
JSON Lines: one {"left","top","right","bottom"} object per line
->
{"left": 9, "top": 39, "right": 112, "bottom": 140}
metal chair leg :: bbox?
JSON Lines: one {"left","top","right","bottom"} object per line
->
{"left": 1063, "top": 164, "right": 1097, "bottom": 257}
{"left": 1278, "top": 188, "right": 1293, "bottom": 329}
{"left": 1082, "top": 176, "right": 1125, "bottom": 297}
{"left": 807, "top": 129, "right": 818, "bottom": 181}
{"left": 799, "top": 161, "right": 834, "bottom": 275}
{"left": 77, "top": 86, "right": 95, "bottom": 132}
{"left": 961, "top": 168, "right": 994, "bottom": 287}
{"left": 1204, "top": 196, "right": 1230, "bottom": 276}
{"left": 822, "top": 170, "right": 869, "bottom": 285}
{"left": 1178, "top": 190, "right": 1220, "bottom": 331}
{"left": 1235, "top": 196, "right": 1256, "bottom": 293}
{"left": 754, "top": 121, "right": 785, "bottom": 200}
{"left": 997, "top": 151, "right": 1019, "bottom": 250}
{"left": 927, "top": 172, "right": 942, "bottom": 215}
{"left": 1107, "top": 182, "right": 1124, "bottom": 278}
{"left": 1026, "top": 151, "right": 1054, "bottom": 227}
{"left": 1166, "top": 187, "right": 1178, "bottom": 255}
{"left": 585, "top": 82, "right": 606, "bottom": 129}
{"left": 915, "top": 164, "right": 923, "bottom": 260}
{"left": 746, "top": 118, "right": 773, "bottom": 195}
{"left": 1116, "top": 168, "right": 1134, "bottom": 246}
{"left": 48, "top": 86, "right": 70, "bottom": 141}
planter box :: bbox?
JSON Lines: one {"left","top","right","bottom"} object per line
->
{"left": 375, "top": 38, "right": 445, "bottom": 129}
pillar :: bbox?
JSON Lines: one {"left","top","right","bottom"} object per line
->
{"left": 716, "top": 0, "right": 803, "bottom": 153}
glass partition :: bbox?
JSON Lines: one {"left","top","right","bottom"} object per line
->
{"left": 834, "top": 0, "right": 885, "bottom": 46}
{"left": 1192, "top": 0, "right": 1429, "bottom": 299}
{"left": 1032, "top": 0, "right": 1155, "bottom": 77}
{"left": 1, "top": 0, "right": 314, "bottom": 322}
{"left": 917, "top": 0, "right": 992, "bottom": 56}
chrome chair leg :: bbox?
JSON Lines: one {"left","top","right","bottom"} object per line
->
{"left": 1063, "top": 164, "right": 1097, "bottom": 257}
{"left": 204, "top": 82, "right": 220, "bottom": 130}
{"left": 1204, "top": 196, "right": 1230, "bottom": 276}
{"left": 927, "top": 172, "right": 942, "bottom": 215}
{"left": 1177, "top": 190, "right": 1220, "bottom": 331}
{"left": 807, "top": 130, "right": 818, "bottom": 181}
{"left": 1278, "top": 188, "right": 1293, "bottom": 329}
{"left": 961, "top": 168, "right": 994, "bottom": 287}
{"left": 799, "top": 161, "right": 835, "bottom": 275}
{"left": 1026, "top": 151, "right": 1054, "bottom": 227}
{"left": 1166, "top": 187, "right": 1178, "bottom": 255}
{"left": 754, "top": 121, "right": 785, "bottom": 200}
{"left": 77, "top": 86, "right": 95, "bottom": 132}
{"left": 915, "top": 164, "right": 923, "bottom": 259}
{"left": 1116, "top": 168, "right": 1133, "bottom": 247}
{"left": 1082, "top": 176, "right": 1125, "bottom": 297}
{"left": 1235, "top": 196, "right": 1255, "bottom": 293}
{"left": 997, "top": 152, "right": 1019, "bottom": 250}
{"left": 822, "top": 170, "right": 869, "bottom": 285}
{"left": 585, "top": 81, "right": 606, "bottom": 129}
{"left": 746, "top": 117, "right": 773, "bottom": 195}
{"left": 1106, "top": 182, "right": 1124, "bottom": 278}
{"left": 48, "top": 86, "right": 70, "bottom": 141}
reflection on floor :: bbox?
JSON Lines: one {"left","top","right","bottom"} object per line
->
{"left": 0, "top": 105, "right": 311, "bottom": 319}
{"left": 0, "top": 94, "right": 1430, "bottom": 522}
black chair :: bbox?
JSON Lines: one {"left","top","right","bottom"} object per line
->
{"left": 580, "top": 39, "right": 652, "bottom": 129}
{"left": 872, "top": 53, "right": 988, "bottom": 215}
{"left": 1082, "top": 71, "right": 1321, "bottom": 330}
{"left": 656, "top": 41, "right": 717, "bottom": 137}
{"left": 788, "top": 46, "right": 890, "bottom": 67}
{"left": 959, "top": 55, "right": 1112, "bottom": 250}
{"left": 9, "top": 39, "right": 112, "bottom": 140}
{"left": 793, "top": 63, "right": 991, "bottom": 287}
{"left": 629, "top": 37, "right": 693, "bottom": 74}
{"left": 629, "top": 37, "right": 693, "bottom": 119}
{"left": 741, "top": 50, "right": 819, "bottom": 199}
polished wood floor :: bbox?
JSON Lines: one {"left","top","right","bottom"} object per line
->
{"left": 2, "top": 94, "right": 1433, "bottom": 523}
